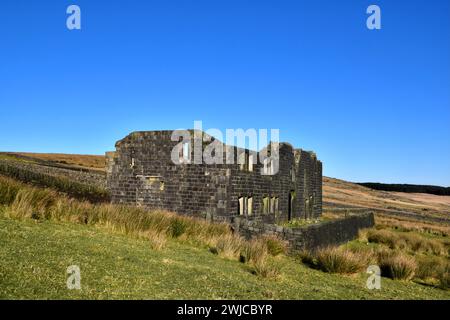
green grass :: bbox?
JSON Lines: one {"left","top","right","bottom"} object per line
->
{"left": 0, "top": 172, "right": 449, "bottom": 299}
{"left": 279, "top": 218, "right": 322, "bottom": 228}
{"left": 1, "top": 216, "right": 449, "bottom": 300}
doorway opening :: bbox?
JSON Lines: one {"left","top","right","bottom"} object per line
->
{"left": 288, "top": 190, "right": 295, "bottom": 221}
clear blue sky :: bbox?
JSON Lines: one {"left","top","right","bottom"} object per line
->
{"left": 1, "top": 0, "right": 449, "bottom": 186}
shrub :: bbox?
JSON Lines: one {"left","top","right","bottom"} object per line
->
{"left": 378, "top": 251, "right": 417, "bottom": 280}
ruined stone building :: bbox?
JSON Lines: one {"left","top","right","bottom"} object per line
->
{"left": 106, "top": 130, "right": 322, "bottom": 223}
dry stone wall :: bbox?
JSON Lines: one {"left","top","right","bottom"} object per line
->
{"left": 233, "top": 212, "right": 375, "bottom": 251}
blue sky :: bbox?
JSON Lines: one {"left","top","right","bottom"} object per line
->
{"left": 0, "top": 0, "right": 449, "bottom": 186}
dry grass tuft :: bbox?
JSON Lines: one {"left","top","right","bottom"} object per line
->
{"left": 231, "top": 236, "right": 284, "bottom": 278}
{"left": 377, "top": 250, "right": 417, "bottom": 280}
{"left": 437, "top": 264, "right": 450, "bottom": 289}
{"left": 4, "top": 187, "right": 56, "bottom": 220}
{"left": 357, "top": 228, "right": 370, "bottom": 242}
{"left": 301, "top": 246, "right": 369, "bottom": 274}
{"left": 252, "top": 259, "right": 281, "bottom": 279}
{"left": 415, "top": 256, "right": 444, "bottom": 280}
{"left": 367, "top": 229, "right": 401, "bottom": 249}
{"left": 139, "top": 230, "right": 167, "bottom": 250}
{"left": 261, "top": 234, "right": 288, "bottom": 256}
{"left": 240, "top": 237, "right": 268, "bottom": 264}
{"left": 403, "top": 234, "right": 446, "bottom": 256}
{"left": 210, "top": 234, "right": 243, "bottom": 260}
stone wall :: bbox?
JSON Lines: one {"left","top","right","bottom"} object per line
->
{"left": 106, "top": 130, "right": 323, "bottom": 222}
{"left": 106, "top": 131, "right": 230, "bottom": 219}
{"left": 232, "top": 212, "right": 375, "bottom": 251}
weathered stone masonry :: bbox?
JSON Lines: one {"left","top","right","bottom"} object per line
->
{"left": 234, "top": 212, "right": 375, "bottom": 251}
{"left": 106, "top": 130, "right": 374, "bottom": 248}
{"left": 106, "top": 130, "right": 322, "bottom": 223}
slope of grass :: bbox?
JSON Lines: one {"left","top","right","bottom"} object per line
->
{"left": 0, "top": 175, "right": 286, "bottom": 281}
{"left": 0, "top": 156, "right": 449, "bottom": 299}
{"left": 323, "top": 177, "right": 450, "bottom": 221}
{"left": 1, "top": 215, "right": 449, "bottom": 300}
{"left": 0, "top": 164, "right": 109, "bottom": 202}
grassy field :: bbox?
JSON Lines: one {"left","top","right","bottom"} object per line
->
{"left": 1, "top": 215, "right": 449, "bottom": 299}
{"left": 0, "top": 153, "right": 449, "bottom": 299}
{"left": 323, "top": 177, "right": 450, "bottom": 221}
